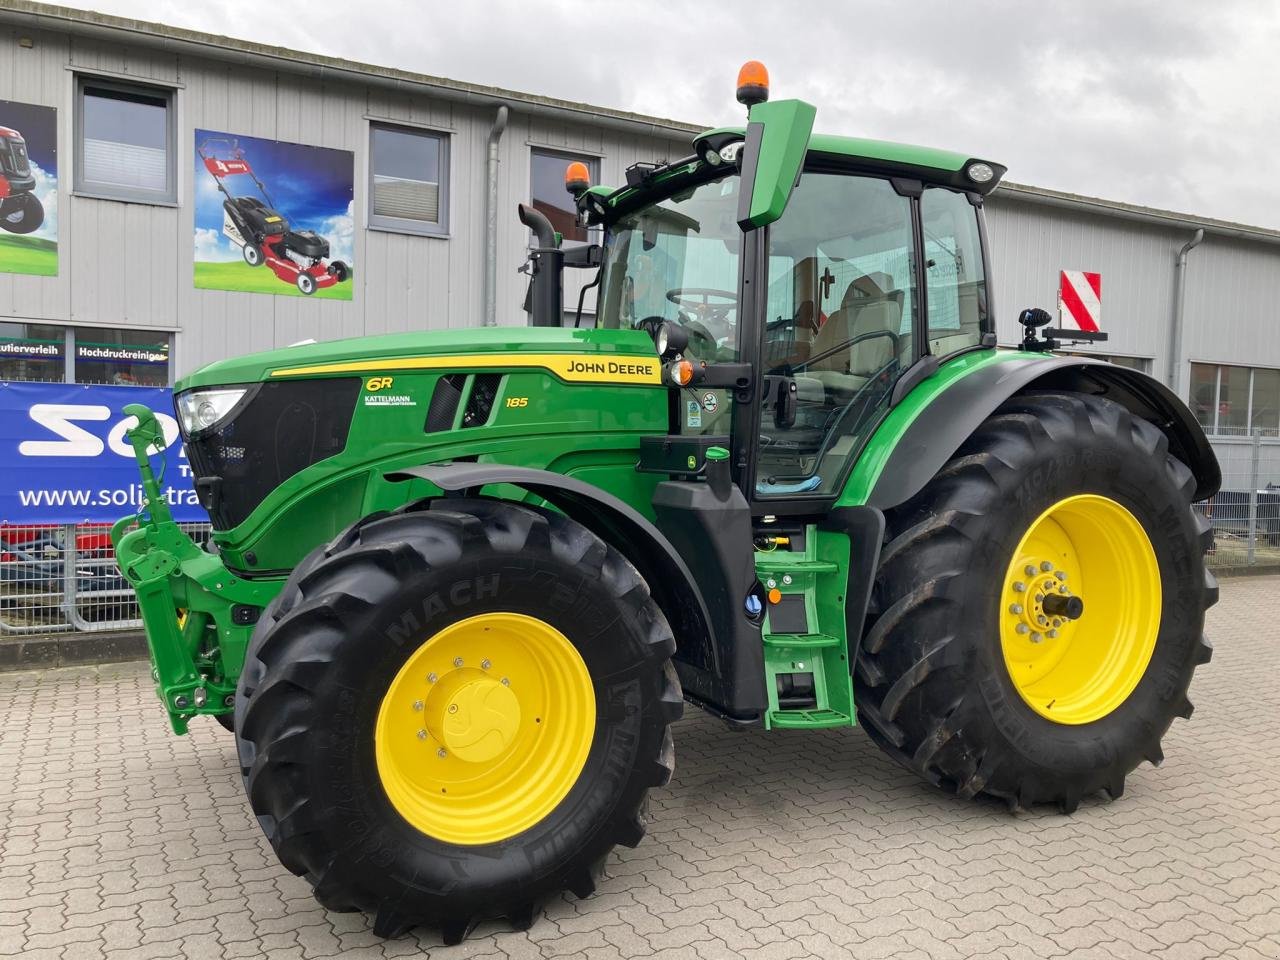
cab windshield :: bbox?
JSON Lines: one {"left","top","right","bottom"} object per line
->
{"left": 596, "top": 175, "right": 742, "bottom": 363}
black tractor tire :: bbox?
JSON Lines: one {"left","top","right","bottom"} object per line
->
{"left": 234, "top": 497, "right": 681, "bottom": 943}
{"left": 0, "top": 192, "right": 45, "bottom": 235}
{"left": 855, "top": 390, "right": 1216, "bottom": 813}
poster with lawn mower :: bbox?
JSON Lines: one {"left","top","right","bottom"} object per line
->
{"left": 0, "top": 100, "right": 57, "bottom": 277}
{"left": 193, "top": 129, "right": 353, "bottom": 298}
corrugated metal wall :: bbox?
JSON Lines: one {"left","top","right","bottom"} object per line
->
{"left": 0, "top": 23, "right": 687, "bottom": 378}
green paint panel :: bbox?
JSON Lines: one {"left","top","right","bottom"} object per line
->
{"left": 838, "top": 349, "right": 1029, "bottom": 507}
{"left": 741, "top": 99, "right": 817, "bottom": 229}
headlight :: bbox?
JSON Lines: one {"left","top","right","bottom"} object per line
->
{"left": 966, "top": 162, "right": 995, "bottom": 184}
{"left": 176, "top": 387, "right": 247, "bottom": 435}
{"left": 654, "top": 321, "right": 688, "bottom": 360}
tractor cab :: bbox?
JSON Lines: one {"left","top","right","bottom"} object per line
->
{"left": 532, "top": 63, "right": 1004, "bottom": 514}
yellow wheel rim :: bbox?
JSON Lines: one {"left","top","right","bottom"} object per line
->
{"left": 374, "top": 612, "right": 596, "bottom": 845}
{"left": 999, "top": 494, "right": 1161, "bottom": 724}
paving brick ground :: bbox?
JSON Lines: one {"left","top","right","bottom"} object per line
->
{"left": 2, "top": 574, "right": 1278, "bottom": 960}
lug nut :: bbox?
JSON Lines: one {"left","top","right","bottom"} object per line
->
{"left": 453, "top": 657, "right": 464, "bottom": 668}
{"left": 1038, "top": 615, "right": 1048, "bottom": 625}
{"left": 417, "top": 729, "right": 427, "bottom": 740}
{"left": 1041, "top": 561, "right": 1054, "bottom": 572}
{"left": 1013, "top": 581, "right": 1026, "bottom": 593}
{"left": 1035, "top": 593, "right": 1044, "bottom": 603}
{"left": 1016, "top": 624, "right": 1029, "bottom": 635}
{"left": 427, "top": 672, "right": 438, "bottom": 684}
{"left": 481, "top": 659, "right": 491, "bottom": 670}
{"left": 448, "top": 704, "right": 458, "bottom": 714}
{"left": 1009, "top": 603, "right": 1024, "bottom": 615}
{"left": 1059, "top": 585, "right": 1069, "bottom": 594}
{"left": 1025, "top": 565, "right": 1037, "bottom": 577}
{"left": 501, "top": 677, "right": 510, "bottom": 686}
{"left": 1047, "top": 629, "right": 1059, "bottom": 639}
{"left": 1031, "top": 632, "right": 1043, "bottom": 643}
{"left": 1055, "top": 571, "right": 1067, "bottom": 581}
{"left": 1053, "top": 619, "right": 1062, "bottom": 628}
{"left": 413, "top": 700, "right": 424, "bottom": 711}
{"left": 437, "top": 748, "right": 448, "bottom": 758}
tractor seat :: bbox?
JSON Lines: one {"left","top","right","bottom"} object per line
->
{"left": 806, "top": 274, "right": 903, "bottom": 394}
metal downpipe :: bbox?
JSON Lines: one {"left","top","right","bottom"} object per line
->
{"left": 482, "top": 104, "right": 509, "bottom": 327}
{"left": 1168, "top": 228, "right": 1204, "bottom": 396}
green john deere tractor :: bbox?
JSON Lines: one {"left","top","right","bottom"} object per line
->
{"left": 113, "top": 64, "right": 1219, "bottom": 943}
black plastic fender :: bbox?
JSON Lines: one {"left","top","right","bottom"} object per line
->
{"left": 387, "top": 461, "right": 721, "bottom": 701}
{"left": 867, "top": 355, "right": 1221, "bottom": 511}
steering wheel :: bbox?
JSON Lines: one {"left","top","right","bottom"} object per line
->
{"left": 667, "top": 287, "right": 738, "bottom": 319}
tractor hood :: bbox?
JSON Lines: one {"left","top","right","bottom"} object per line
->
{"left": 177, "top": 325, "right": 661, "bottom": 391}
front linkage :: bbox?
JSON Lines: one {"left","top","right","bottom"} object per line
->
{"left": 110, "top": 404, "right": 275, "bottom": 734}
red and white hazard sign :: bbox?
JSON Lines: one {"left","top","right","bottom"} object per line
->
{"left": 1058, "top": 270, "right": 1102, "bottom": 332}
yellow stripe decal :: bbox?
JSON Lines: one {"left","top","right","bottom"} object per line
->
{"left": 270, "top": 352, "right": 662, "bottom": 385}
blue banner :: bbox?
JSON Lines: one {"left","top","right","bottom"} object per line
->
{"left": 1, "top": 381, "right": 203, "bottom": 523}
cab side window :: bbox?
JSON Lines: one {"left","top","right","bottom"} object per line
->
{"left": 922, "top": 187, "right": 989, "bottom": 356}
{"left": 756, "top": 174, "right": 917, "bottom": 496}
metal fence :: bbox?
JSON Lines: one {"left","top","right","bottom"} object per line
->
{"left": 0, "top": 522, "right": 212, "bottom": 635}
{"left": 1196, "top": 431, "right": 1280, "bottom": 572}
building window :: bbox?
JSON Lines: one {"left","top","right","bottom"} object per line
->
{"left": 369, "top": 123, "right": 449, "bottom": 235}
{"left": 0, "top": 323, "right": 170, "bottom": 386}
{"left": 0, "top": 322, "right": 67, "bottom": 383}
{"left": 73, "top": 328, "right": 170, "bottom": 386}
{"left": 1190, "top": 362, "right": 1280, "bottom": 437}
{"left": 530, "top": 148, "right": 598, "bottom": 243}
{"left": 74, "top": 79, "right": 176, "bottom": 203}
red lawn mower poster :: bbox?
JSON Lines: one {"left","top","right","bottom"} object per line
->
{"left": 0, "top": 100, "right": 57, "bottom": 277}
{"left": 193, "top": 129, "right": 353, "bottom": 299}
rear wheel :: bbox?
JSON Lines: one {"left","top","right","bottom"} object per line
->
{"left": 235, "top": 498, "right": 680, "bottom": 942}
{"left": 855, "top": 391, "right": 1216, "bottom": 812}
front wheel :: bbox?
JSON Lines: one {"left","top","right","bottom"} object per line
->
{"left": 295, "top": 271, "right": 316, "bottom": 295}
{"left": 241, "top": 242, "right": 263, "bottom": 266}
{"left": 855, "top": 391, "right": 1216, "bottom": 812}
{"left": 236, "top": 498, "right": 680, "bottom": 942}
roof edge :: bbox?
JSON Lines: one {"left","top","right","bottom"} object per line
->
{"left": 995, "top": 181, "right": 1280, "bottom": 247}
{"left": 0, "top": 0, "right": 703, "bottom": 137}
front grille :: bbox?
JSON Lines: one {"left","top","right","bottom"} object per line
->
{"left": 182, "top": 378, "right": 360, "bottom": 530}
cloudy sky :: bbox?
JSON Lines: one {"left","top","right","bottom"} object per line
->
{"left": 60, "top": 0, "right": 1280, "bottom": 228}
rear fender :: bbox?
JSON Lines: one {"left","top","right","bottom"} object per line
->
{"left": 865, "top": 355, "right": 1221, "bottom": 511}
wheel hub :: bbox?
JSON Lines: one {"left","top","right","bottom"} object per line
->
{"left": 425, "top": 670, "right": 521, "bottom": 764}
{"left": 1006, "top": 561, "right": 1081, "bottom": 642}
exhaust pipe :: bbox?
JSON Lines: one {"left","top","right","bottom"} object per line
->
{"left": 518, "top": 204, "right": 563, "bottom": 327}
